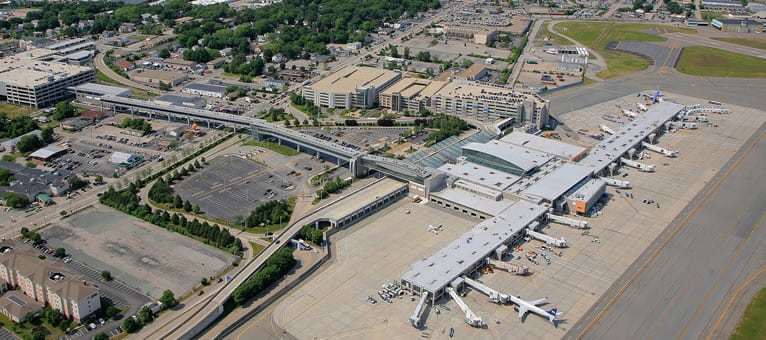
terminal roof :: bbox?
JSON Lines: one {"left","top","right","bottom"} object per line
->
{"left": 401, "top": 200, "right": 547, "bottom": 294}
{"left": 437, "top": 161, "right": 520, "bottom": 190}
{"left": 577, "top": 101, "right": 684, "bottom": 172}
{"left": 463, "top": 141, "right": 553, "bottom": 174}
{"left": 500, "top": 131, "right": 587, "bottom": 160}
{"left": 522, "top": 163, "right": 593, "bottom": 201}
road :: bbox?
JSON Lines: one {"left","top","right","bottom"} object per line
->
{"left": 93, "top": 53, "right": 160, "bottom": 94}
{"left": 567, "top": 123, "right": 766, "bottom": 340}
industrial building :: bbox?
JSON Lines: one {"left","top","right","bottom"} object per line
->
{"left": 130, "top": 70, "right": 188, "bottom": 87}
{"left": 109, "top": 151, "right": 139, "bottom": 164}
{"left": 153, "top": 94, "right": 206, "bottom": 109}
{"left": 182, "top": 82, "right": 227, "bottom": 98}
{"left": 458, "top": 64, "right": 488, "bottom": 81}
{"left": 301, "top": 66, "right": 402, "bottom": 109}
{"left": 28, "top": 145, "right": 69, "bottom": 161}
{"left": 68, "top": 83, "right": 131, "bottom": 104}
{"left": 0, "top": 241, "right": 101, "bottom": 323}
{"left": 0, "top": 52, "right": 95, "bottom": 107}
{"left": 60, "top": 117, "right": 95, "bottom": 131}
{"left": 711, "top": 18, "right": 764, "bottom": 32}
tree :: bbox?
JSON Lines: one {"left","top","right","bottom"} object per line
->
{"left": 101, "top": 270, "right": 112, "bottom": 281}
{"left": 105, "top": 305, "right": 120, "bottom": 320}
{"left": 122, "top": 316, "right": 139, "bottom": 333}
{"left": 139, "top": 306, "right": 154, "bottom": 324}
{"left": 93, "top": 333, "right": 109, "bottom": 340}
{"left": 173, "top": 195, "right": 183, "bottom": 209}
{"left": 159, "top": 48, "right": 171, "bottom": 59}
{"left": 192, "top": 203, "right": 200, "bottom": 214}
{"left": 3, "top": 192, "right": 29, "bottom": 208}
{"left": 94, "top": 175, "right": 104, "bottom": 184}
{"left": 40, "top": 127, "right": 54, "bottom": 144}
{"left": 16, "top": 134, "right": 43, "bottom": 153}
{"left": 0, "top": 168, "right": 13, "bottom": 186}
{"left": 159, "top": 81, "right": 172, "bottom": 91}
{"left": 159, "top": 289, "right": 178, "bottom": 309}
{"left": 183, "top": 200, "right": 192, "bottom": 212}
{"left": 54, "top": 248, "right": 66, "bottom": 258}
{"left": 51, "top": 101, "right": 78, "bottom": 121}
{"left": 201, "top": 277, "right": 209, "bottom": 286}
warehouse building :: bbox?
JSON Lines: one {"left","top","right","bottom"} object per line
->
{"left": 182, "top": 82, "right": 227, "bottom": 98}
{"left": 301, "top": 66, "right": 401, "bottom": 109}
{"left": 131, "top": 70, "right": 188, "bottom": 87}
{"left": 109, "top": 151, "right": 139, "bottom": 164}
{"left": 68, "top": 83, "right": 131, "bottom": 104}
{"left": 29, "top": 145, "right": 68, "bottom": 161}
{"left": 0, "top": 53, "right": 95, "bottom": 108}
{"left": 153, "top": 94, "right": 206, "bottom": 109}
{"left": 711, "top": 18, "right": 763, "bottom": 32}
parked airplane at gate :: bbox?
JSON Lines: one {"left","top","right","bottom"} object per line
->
{"left": 509, "top": 295, "right": 562, "bottom": 323}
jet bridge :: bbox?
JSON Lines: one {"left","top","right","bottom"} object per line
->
{"left": 599, "top": 124, "right": 615, "bottom": 135}
{"left": 409, "top": 292, "right": 429, "bottom": 328}
{"left": 486, "top": 258, "right": 530, "bottom": 275}
{"left": 446, "top": 287, "right": 484, "bottom": 327}
{"left": 619, "top": 157, "right": 656, "bottom": 172}
{"left": 602, "top": 177, "right": 631, "bottom": 188}
{"left": 546, "top": 213, "right": 589, "bottom": 229}
{"left": 462, "top": 276, "right": 508, "bottom": 304}
{"left": 641, "top": 141, "right": 678, "bottom": 157}
{"left": 525, "top": 228, "right": 567, "bottom": 248}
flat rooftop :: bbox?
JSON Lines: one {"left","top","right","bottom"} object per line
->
{"left": 380, "top": 77, "right": 447, "bottom": 99}
{"left": 501, "top": 131, "right": 588, "bottom": 160}
{"left": 133, "top": 69, "right": 186, "bottom": 81}
{"left": 430, "top": 186, "right": 512, "bottom": 216}
{"left": 577, "top": 101, "right": 685, "bottom": 172}
{"left": 434, "top": 80, "right": 530, "bottom": 104}
{"left": 68, "top": 82, "right": 131, "bottom": 97}
{"left": 313, "top": 179, "right": 407, "bottom": 221}
{"left": 47, "top": 38, "right": 87, "bottom": 50}
{"left": 438, "top": 161, "right": 520, "bottom": 190}
{"left": 401, "top": 200, "right": 548, "bottom": 294}
{"left": 522, "top": 163, "right": 593, "bottom": 201}
{"left": 463, "top": 141, "right": 554, "bottom": 174}
{"left": 0, "top": 56, "right": 93, "bottom": 87}
{"left": 308, "top": 66, "right": 400, "bottom": 93}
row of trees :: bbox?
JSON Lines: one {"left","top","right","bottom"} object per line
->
{"left": 3, "top": 192, "right": 29, "bottom": 209}
{"left": 20, "top": 227, "right": 42, "bottom": 243}
{"left": 244, "top": 199, "right": 292, "bottom": 228}
{"left": 315, "top": 177, "right": 352, "bottom": 200}
{"left": 0, "top": 114, "right": 37, "bottom": 139}
{"left": 222, "top": 54, "right": 266, "bottom": 77}
{"left": 100, "top": 184, "right": 242, "bottom": 255}
{"left": 422, "top": 115, "right": 468, "bottom": 144}
{"left": 148, "top": 160, "right": 205, "bottom": 212}
{"left": 289, "top": 93, "right": 321, "bottom": 116}
{"left": 121, "top": 118, "right": 153, "bottom": 136}
{"left": 123, "top": 289, "right": 176, "bottom": 334}
{"left": 231, "top": 248, "right": 295, "bottom": 305}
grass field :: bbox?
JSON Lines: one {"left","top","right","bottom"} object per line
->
{"left": 711, "top": 37, "right": 766, "bottom": 51}
{"left": 731, "top": 288, "right": 766, "bottom": 340}
{"left": 0, "top": 102, "right": 36, "bottom": 118}
{"left": 676, "top": 46, "right": 766, "bottom": 78}
{"left": 554, "top": 22, "right": 696, "bottom": 79}
{"left": 536, "top": 23, "right": 573, "bottom": 46}
{"left": 249, "top": 241, "right": 266, "bottom": 256}
{"left": 242, "top": 139, "right": 301, "bottom": 156}
{"left": 96, "top": 69, "right": 123, "bottom": 85}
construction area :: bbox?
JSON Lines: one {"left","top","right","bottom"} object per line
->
{"left": 266, "top": 92, "right": 766, "bottom": 339}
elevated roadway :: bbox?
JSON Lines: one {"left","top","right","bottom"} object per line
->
{"left": 149, "top": 178, "right": 407, "bottom": 339}
{"left": 97, "top": 95, "right": 434, "bottom": 182}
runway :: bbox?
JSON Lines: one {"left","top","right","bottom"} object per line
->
{"left": 566, "top": 123, "right": 766, "bottom": 339}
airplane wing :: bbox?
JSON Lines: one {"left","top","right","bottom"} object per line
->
{"left": 528, "top": 297, "right": 547, "bottom": 305}
{"left": 517, "top": 306, "right": 527, "bottom": 319}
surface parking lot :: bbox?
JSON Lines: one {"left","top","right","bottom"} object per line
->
{"left": 175, "top": 156, "right": 286, "bottom": 221}
{"left": 42, "top": 206, "right": 236, "bottom": 298}
{"left": 299, "top": 127, "right": 412, "bottom": 150}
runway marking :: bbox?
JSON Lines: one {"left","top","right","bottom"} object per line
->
{"left": 577, "top": 129, "right": 765, "bottom": 339}
{"left": 706, "top": 265, "right": 766, "bottom": 339}
{"left": 677, "top": 209, "right": 766, "bottom": 339}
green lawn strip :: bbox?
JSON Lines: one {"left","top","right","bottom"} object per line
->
{"left": 676, "top": 46, "right": 766, "bottom": 78}
{"left": 0, "top": 102, "right": 36, "bottom": 118}
{"left": 249, "top": 241, "right": 266, "bottom": 256}
{"left": 242, "top": 140, "right": 300, "bottom": 156}
{"left": 554, "top": 22, "right": 695, "bottom": 79}
{"left": 731, "top": 288, "right": 766, "bottom": 340}
{"left": 711, "top": 37, "right": 766, "bottom": 51}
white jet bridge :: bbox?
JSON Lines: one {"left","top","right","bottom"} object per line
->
{"left": 446, "top": 287, "right": 484, "bottom": 327}
{"left": 619, "top": 157, "right": 656, "bottom": 172}
{"left": 641, "top": 141, "right": 678, "bottom": 157}
{"left": 486, "top": 258, "right": 530, "bottom": 275}
{"left": 409, "top": 292, "right": 429, "bottom": 328}
{"left": 546, "top": 213, "right": 589, "bottom": 229}
{"left": 599, "top": 124, "right": 616, "bottom": 135}
{"left": 525, "top": 228, "right": 567, "bottom": 248}
{"left": 601, "top": 177, "right": 631, "bottom": 188}
{"left": 462, "top": 276, "right": 508, "bottom": 304}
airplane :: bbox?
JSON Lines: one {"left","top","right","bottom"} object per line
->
{"left": 637, "top": 103, "right": 647, "bottom": 112}
{"left": 509, "top": 295, "right": 562, "bottom": 323}
{"left": 621, "top": 109, "right": 637, "bottom": 118}
{"left": 639, "top": 90, "right": 663, "bottom": 103}
{"left": 427, "top": 224, "right": 443, "bottom": 234}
